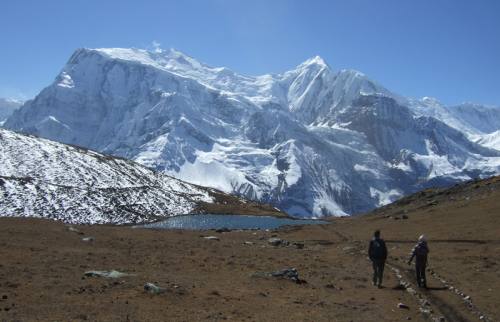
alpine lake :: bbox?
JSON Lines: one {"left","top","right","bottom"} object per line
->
{"left": 135, "top": 214, "right": 329, "bottom": 231}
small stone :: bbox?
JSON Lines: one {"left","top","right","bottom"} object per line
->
{"left": 1, "top": 295, "right": 7, "bottom": 300}
{"left": 293, "top": 242, "right": 305, "bottom": 249}
{"left": 398, "top": 303, "right": 409, "bottom": 309}
{"left": 84, "top": 270, "right": 131, "bottom": 278}
{"left": 268, "top": 237, "right": 283, "bottom": 246}
{"left": 419, "top": 308, "right": 431, "bottom": 314}
{"left": 203, "top": 236, "right": 220, "bottom": 241}
{"left": 82, "top": 237, "right": 95, "bottom": 242}
{"left": 67, "top": 226, "right": 84, "bottom": 235}
{"left": 144, "top": 282, "right": 166, "bottom": 295}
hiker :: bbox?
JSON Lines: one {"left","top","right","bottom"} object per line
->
{"left": 368, "top": 230, "right": 387, "bottom": 288}
{"left": 408, "top": 235, "right": 429, "bottom": 288}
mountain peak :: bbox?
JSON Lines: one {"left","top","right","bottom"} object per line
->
{"left": 421, "top": 96, "right": 443, "bottom": 108}
{"left": 298, "top": 55, "right": 329, "bottom": 69}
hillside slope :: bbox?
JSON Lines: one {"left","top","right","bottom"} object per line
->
{"left": 0, "top": 128, "right": 282, "bottom": 224}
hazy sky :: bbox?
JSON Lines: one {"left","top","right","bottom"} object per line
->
{"left": 1, "top": 0, "right": 499, "bottom": 106}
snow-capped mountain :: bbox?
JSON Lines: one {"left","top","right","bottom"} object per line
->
{"left": 409, "top": 95, "right": 499, "bottom": 128}
{"left": 5, "top": 47, "right": 500, "bottom": 217}
{"left": 0, "top": 128, "right": 222, "bottom": 224}
{"left": 0, "top": 98, "right": 22, "bottom": 125}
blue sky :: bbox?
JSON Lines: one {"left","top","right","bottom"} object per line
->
{"left": 1, "top": 0, "right": 499, "bottom": 106}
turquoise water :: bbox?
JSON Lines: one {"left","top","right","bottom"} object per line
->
{"left": 137, "top": 214, "right": 328, "bottom": 230}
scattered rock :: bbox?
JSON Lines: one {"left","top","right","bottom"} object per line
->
{"left": 267, "top": 237, "right": 281, "bottom": 246}
{"left": 243, "top": 241, "right": 254, "bottom": 245}
{"left": 271, "top": 268, "right": 306, "bottom": 284}
{"left": 402, "top": 214, "right": 409, "bottom": 219}
{"left": 144, "top": 282, "right": 166, "bottom": 295}
{"left": 215, "top": 227, "right": 231, "bottom": 233}
{"left": 84, "top": 270, "right": 132, "bottom": 278}
{"left": 67, "top": 226, "right": 84, "bottom": 235}
{"left": 292, "top": 242, "right": 305, "bottom": 249}
{"left": 419, "top": 308, "right": 432, "bottom": 314}
{"left": 203, "top": 236, "right": 220, "bottom": 241}
{"left": 253, "top": 267, "right": 306, "bottom": 284}
{"left": 398, "top": 303, "right": 409, "bottom": 309}
{"left": 82, "top": 237, "right": 95, "bottom": 242}
{"left": 268, "top": 237, "right": 289, "bottom": 246}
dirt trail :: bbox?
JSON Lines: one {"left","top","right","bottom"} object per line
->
{"left": 335, "top": 222, "right": 499, "bottom": 321}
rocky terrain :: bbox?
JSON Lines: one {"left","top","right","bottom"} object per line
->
{"left": 5, "top": 47, "right": 500, "bottom": 217}
{"left": 0, "top": 176, "right": 498, "bottom": 321}
{"left": 0, "top": 128, "right": 283, "bottom": 224}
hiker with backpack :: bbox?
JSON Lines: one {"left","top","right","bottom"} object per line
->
{"left": 368, "top": 230, "right": 388, "bottom": 288}
{"left": 408, "top": 235, "right": 429, "bottom": 288}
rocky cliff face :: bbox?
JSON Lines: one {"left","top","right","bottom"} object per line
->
{"left": 5, "top": 48, "right": 500, "bottom": 217}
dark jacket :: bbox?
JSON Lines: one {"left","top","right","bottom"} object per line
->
{"left": 409, "top": 241, "right": 429, "bottom": 265}
{"left": 368, "top": 237, "right": 387, "bottom": 261}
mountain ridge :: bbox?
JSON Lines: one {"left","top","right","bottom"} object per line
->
{"left": 5, "top": 47, "right": 500, "bottom": 217}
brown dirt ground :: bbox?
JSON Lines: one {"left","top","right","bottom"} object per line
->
{"left": 1, "top": 177, "right": 499, "bottom": 322}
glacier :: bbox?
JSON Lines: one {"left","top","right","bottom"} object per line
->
{"left": 5, "top": 47, "right": 500, "bottom": 217}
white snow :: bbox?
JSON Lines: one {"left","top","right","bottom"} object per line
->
{"left": 370, "top": 187, "right": 402, "bottom": 206}
{"left": 0, "top": 128, "right": 213, "bottom": 224}
{"left": 57, "top": 71, "right": 75, "bottom": 88}
{"left": 4, "top": 46, "right": 500, "bottom": 218}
